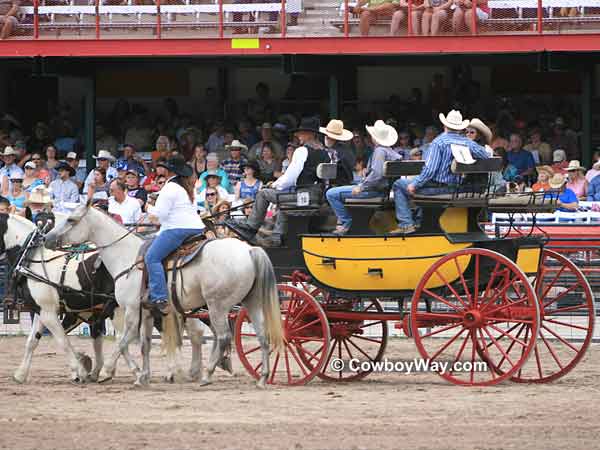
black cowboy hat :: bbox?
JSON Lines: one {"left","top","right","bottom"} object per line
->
{"left": 157, "top": 157, "right": 193, "bottom": 177}
{"left": 55, "top": 161, "right": 76, "bottom": 177}
{"left": 241, "top": 160, "right": 261, "bottom": 177}
{"left": 291, "top": 117, "right": 320, "bottom": 134}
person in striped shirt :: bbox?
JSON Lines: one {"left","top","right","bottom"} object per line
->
{"left": 390, "top": 110, "right": 489, "bottom": 234}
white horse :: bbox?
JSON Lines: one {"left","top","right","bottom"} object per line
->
{"left": 1, "top": 213, "right": 111, "bottom": 383}
{"left": 45, "top": 204, "right": 284, "bottom": 387}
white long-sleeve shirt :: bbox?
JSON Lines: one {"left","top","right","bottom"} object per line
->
{"left": 147, "top": 177, "right": 205, "bottom": 232}
{"left": 272, "top": 146, "right": 308, "bottom": 191}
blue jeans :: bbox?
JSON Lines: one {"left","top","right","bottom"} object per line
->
{"left": 392, "top": 179, "right": 452, "bottom": 227}
{"left": 326, "top": 185, "right": 382, "bottom": 228}
{"left": 145, "top": 228, "right": 204, "bottom": 302}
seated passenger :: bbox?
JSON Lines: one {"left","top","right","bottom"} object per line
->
{"left": 546, "top": 174, "right": 578, "bottom": 212}
{"left": 390, "top": 110, "right": 489, "bottom": 234}
{"left": 326, "top": 120, "right": 401, "bottom": 235}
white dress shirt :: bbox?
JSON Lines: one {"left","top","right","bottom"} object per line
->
{"left": 108, "top": 195, "right": 142, "bottom": 224}
{"left": 272, "top": 146, "right": 308, "bottom": 191}
{"left": 147, "top": 177, "right": 205, "bottom": 232}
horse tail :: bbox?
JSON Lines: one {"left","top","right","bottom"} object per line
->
{"left": 162, "top": 308, "right": 183, "bottom": 359}
{"left": 248, "top": 247, "right": 284, "bottom": 351}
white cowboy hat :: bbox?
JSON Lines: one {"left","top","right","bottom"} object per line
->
{"left": 1, "top": 146, "right": 17, "bottom": 156}
{"left": 439, "top": 110, "right": 470, "bottom": 131}
{"left": 468, "top": 118, "right": 492, "bottom": 144}
{"left": 549, "top": 173, "right": 566, "bottom": 189}
{"left": 365, "top": 120, "right": 398, "bottom": 147}
{"left": 93, "top": 150, "right": 116, "bottom": 161}
{"left": 225, "top": 140, "right": 248, "bottom": 151}
{"left": 319, "top": 119, "right": 353, "bottom": 142}
{"left": 566, "top": 160, "right": 586, "bottom": 172}
{"left": 25, "top": 187, "right": 53, "bottom": 205}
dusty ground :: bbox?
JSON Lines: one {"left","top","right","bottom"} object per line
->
{"left": 0, "top": 336, "right": 598, "bottom": 450}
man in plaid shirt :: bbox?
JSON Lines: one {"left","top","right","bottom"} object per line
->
{"left": 220, "top": 140, "right": 248, "bottom": 185}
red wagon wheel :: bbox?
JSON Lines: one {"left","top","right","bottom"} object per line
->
{"left": 299, "top": 297, "right": 389, "bottom": 382}
{"left": 234, "top": 284, "right": 330, "bottom": 386}
{"left": 410, "top": 248, "right": 540, "bottom": 386}
{"left": 481, "top": 249, "right": 595, "bottom": 383}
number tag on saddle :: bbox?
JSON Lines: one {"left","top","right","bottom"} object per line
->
{"left": 296, "top": 191, "right": 310, "bottom": 207}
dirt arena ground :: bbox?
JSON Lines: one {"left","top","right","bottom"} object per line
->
{"left": 0, "top": 336, "right": 598, "bottom": 450}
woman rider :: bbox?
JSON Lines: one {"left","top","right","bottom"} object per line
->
{"left": 145, "top": 157, "right": 205, "bottom": 314}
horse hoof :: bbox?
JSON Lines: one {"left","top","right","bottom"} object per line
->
{"left": 12, "top": 374, "right": 26, "bottom": 385}
{"left": 256, "top": 376, "right": 267, "bottom": 389}
{"left": 163, "top": 375, "right": 175, "bottom": 384}
{"left": 218, "top": 357, "right": 234, "bottom": 376}
{"left": 71, "top": 376, "right": 86, "bottom": 385}
{"left": 198, "top": 379, "right": 212, "bottom": 387}
{"left": 98, "top": 376, "right": 113, "bottom": 384}
{"left": 87, "top": 374, "right": 99, "bottom": 383}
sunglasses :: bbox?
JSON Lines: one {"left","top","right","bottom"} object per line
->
{"left": 157, "top": 181, "right": 165, "bottom": 185}
{"left": 32, "top": 158, "right": 41, "bottom": 161}
{"left": 10, "top": 179, "right": 23, "bottom": 183}
{"left": 466, "top": 129, "right": 477, "bottom": 134}
{"left": 206, "top": 192, "right": 216, "bottom": 197}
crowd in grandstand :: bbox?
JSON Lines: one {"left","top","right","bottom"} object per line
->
{"left": 0, "top": 78, "right": 596, "bottom": 243}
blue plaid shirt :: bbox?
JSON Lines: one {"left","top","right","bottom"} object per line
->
{"left": 220, "top": 157, "right": 248, "bottom": 184}
{"left": 412, "top": 131, "right": 490, "bottom": 189}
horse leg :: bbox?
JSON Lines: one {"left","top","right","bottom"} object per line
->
{"left": 39, "top": 309, "right": 89, "bottom": 383}
{"left": 243, "top": 295, "right": 270, "bottom": 389}
{"left": 13, "top": 314, "right": 45, "bottom": 384}
{"left": 203, "top": 306, "right": 232, "bottom": 386}
{"left": 103, "top": 305, "right": 141, "bottom": 383}
{"left": 137, "top": 309, "right": 154, "bottom": 386}
{"left": 87, "top": 321, "right": 105, "bottom": 382}
{"left": 185, "top": 318, "right": 205, "bottom": 383}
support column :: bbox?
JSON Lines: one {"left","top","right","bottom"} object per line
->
{"left": 581, "top": 64, "right": 593, "bottom": 166}
{"left": 82, "top": 75, "right": 96, "bottom": 175}
{"left": 329, "top": 73, "right": 339, "bottom": 119}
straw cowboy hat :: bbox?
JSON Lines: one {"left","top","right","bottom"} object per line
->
{"left": 225, "top": 140, "right": 248, "bottom": 151}
{"left": 365, "top": 120, "right": 398, "bottom": 147}
{"left": 319, "top": 119, "right": 353, "bottom": 142}
{"left": 469, "top": 118, "right": 493, "bottom": 144}
{"left": 93, "top": 149, "right": 116, "bottom": 161}
{"left": 536, "top": 165, "right": 554, "bottom": 178}
{"left": 25, "top": 187, "right": 53, "bottom": 206}
{"left": 1, "top": 146, "right": 17, "bottom": 156}
{"left": 566, "top": 160, "right": 586, "bottom": 172}
{"left": 439, "top": 110, "right": 470, "bottom": 131}
{"left": 549, "top": 173, "right": 566, "bottom": 189}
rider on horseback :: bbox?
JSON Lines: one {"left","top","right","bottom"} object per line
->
{"left": 144, "top": 157, "right": 205, "bottom": 314}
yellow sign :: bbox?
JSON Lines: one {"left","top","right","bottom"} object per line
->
{"left": 231, "top": 38, "right": 260, "bottom": 49}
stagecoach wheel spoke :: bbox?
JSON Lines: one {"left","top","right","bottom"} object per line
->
{"left": 507, "top": 249, "right": 596, "bottom": 384}
{"left": 411, "top": 248, "right": 540, "bottom": 386}
{"left": 234, "top": 284, "right": 329, "bottom": 386}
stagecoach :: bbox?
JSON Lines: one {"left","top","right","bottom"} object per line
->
{"left": 223, "top": 158, "right": 597, "bottom": 386}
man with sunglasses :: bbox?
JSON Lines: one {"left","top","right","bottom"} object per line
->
{"left": 0, "top": 146, "right": 24, "bottom": 194}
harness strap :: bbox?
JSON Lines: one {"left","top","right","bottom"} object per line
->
{"left": 170, "top": 256, "right": 186, "bottom": 316}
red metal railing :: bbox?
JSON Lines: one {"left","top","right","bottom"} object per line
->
{"left": 9, "top": 0, "right": 600, "bottom": 41}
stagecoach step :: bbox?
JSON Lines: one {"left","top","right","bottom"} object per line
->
{"left": 445, "top": 231, "right": 491, "bottom": 244}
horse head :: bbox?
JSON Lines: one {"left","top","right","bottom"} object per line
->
{"left": 44, "top": 203, "right": 91, "bottom": 250}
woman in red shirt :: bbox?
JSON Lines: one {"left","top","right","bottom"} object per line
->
{"left": 452, "top": 0, "right": 489, "bottom": 33}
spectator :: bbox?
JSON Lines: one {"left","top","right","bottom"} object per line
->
{"left": 0, "top": 146, "right": 24, "bottom": 194}
{"left": 418, "top": 125, "right": 438, "bottom": 158}
{"left": 235, "top": 160, "right": 262, "bottom": 200}
{"left": 257, "top": 143, "right": 282, "bottom": 183}
{"left": 14, "top": 140, "right": 27, "bottom": 167}
{"left": 250, "top": 123, "right": 283, "bottom": 160}
{"left": 118, "top": 144, "right": 147, "bottom": 176}
{"left": 247, "top": 82, "right": 273, "bottom": 125}
{"left": 451, "top": 0, "right": 489, "bottom": 34}
{"left": 532, "top": 166, "right": 553, "bottom": 192}
{"left": 565, "top": 160, "right": 588, "bottom": 200}
{"left": 467, "top": 118, "right": 492, "bottom": 147}
{"left": 586, "top": 170, "right": 600, "bottom": 202}
{"left": 197, "top": 170, "right": 228, "bottom": 204}
{"left": 391, "top": 0, "right": 422, "bottom": 36}
{"left": 495, "top": 147, "right": 517, "bottom": 182}
{"left": 421, "top": 0, "right": 452, "bottom": 36}
{"left": 151, "top": 135, "right": 171, "bottom": 162}
{"left": 585, "top": 152, "right": 600, "bottom": 183}
{"left": 237, "top": 120, "right": 259, "bottom": 149}
{"left": 551, "top": 149, "right": 568, "bottom": 174}
{"left": 206, "top": 121, "right": 225, "bottom": 154}
{"left": 83, "top": 150, "right": 118, "bottom": 193}
{"left": 27, "top": 122, "right": 53, "bottom": 155}
{"left": 351, "top": 129, "right": 373, "bottom": 161}
{"left": 197, "top": 153, "right": 231, "bottom": 192}
{"left": 125, "top": 168, "right": 147, "bottom": 208}
{"left": 6, "top": 172, "right": 26, "bottom": 215}
{"left": 524, "top": 128, "right": 552, "bottom": 165}
{"left": 220, "top": 140, "right": 248, "bottom": 186}
{"left": 53, "top": 121, "right": 77, "bottom": 157}
{"left": 22, "top": 161, "right": 44, "bottom": 193}
{"left": 86, "top": 167, "right": 109, "bottom": 202}
{"left": 179, "top": 127, "right": 203, "bottom": 162}
{"left": 188, "top": 144, "right": 208, "bottom": 178}
{"left": 354, "top": 0, "right": 400, "bottom": 37}
{"left": 124, "top": 113, "right": 154, "bottom": 152}
{"left": 96, "top": 123, "right": 119, "bottom": 157}
{"left": 353, "top": 156, "right": 366, "bottom": 184}
{"left": 66, "top": 151, "right": 86, "bottom": 190}
{"left": 547, "top": 173, "right": 578, "bottom": 212}
{"left": 142, "top": 158, "right": 168, "bottom": 193}
{"left": 212, "top": 200, "right": 233, "bottom": 238}
{"left": 24, "top": 186, "right": 53, "bottom": 224}
{"left": 0, "top": 0, "right": 19, "bottom": 41}
{"left": 198, "top": 186, "right": 221, "bottom": 217}
{"left": 393, "top": 130, "right": 412, "bottom": 159}
{"left": 550, "top": 117, "right": 578, "bottom": 161}
{"left": 507, "top": 133, "right": 535, "bottom": 179}
{"left": 241, "top": 198, "right": 253, "bottom": 218}
{"left": 49, "top": 162, "right": 79, "bottom": 213}
{"left": 281, "top": 142, "right": 295, "bottom": 174}
{"left": 108, "top": 179, "right": 142, "bottom": 224}
{"left": 30, "top": 152, "right": 50, "bottom": 182}
{"left": 0, "top": 195, "right": 8, "bottom": 214}
{"left": 45, "top": 145, "right": 60, "bottom": 171}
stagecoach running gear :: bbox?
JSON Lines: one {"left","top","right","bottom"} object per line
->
{"left": 392, "top": 113, "right": 490, "bottom": 231}
{"left": 145, "top": 158, "right": 204, "bottom": 311}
